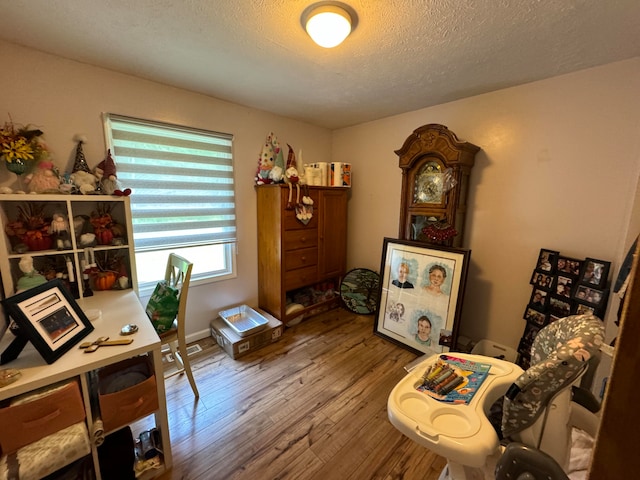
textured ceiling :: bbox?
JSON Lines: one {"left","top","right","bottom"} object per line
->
{"left": 1, "top": 0, "right": 639, "bottom": 129}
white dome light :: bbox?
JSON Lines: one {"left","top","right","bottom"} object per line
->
{"left": 304, "top": 4, "right": 352, "bottom": 48}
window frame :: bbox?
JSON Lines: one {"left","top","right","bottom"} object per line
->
{"left": 103, "top": 113, "right": 237, "bottom": 295}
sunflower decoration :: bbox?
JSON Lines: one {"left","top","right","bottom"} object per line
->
{"left": 0, "top": 119, "right": 49, "bottom": 176}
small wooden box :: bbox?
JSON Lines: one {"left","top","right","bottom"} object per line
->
{"left": 0, "top": 379, "right": 85, "bottom": 454}
{"left": 98, "top": 356, "right": 159, "bottom": 432}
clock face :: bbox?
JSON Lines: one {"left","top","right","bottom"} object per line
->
{"left": 414, "top": 161, "right": 443, "bottom": 204}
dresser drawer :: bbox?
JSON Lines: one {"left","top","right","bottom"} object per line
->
{"left": 284, "top": 228, "right": 318, "bottom": 251}
{"left": 283, "top": 210, "right": 318, "bottom": 230}
{"left": 282, "top": 189, "right": 319, "bottom": 230}
{"left": 284, "top": 265, "right": 317, "bottom": 290}
{"left": 285, "top": 247, "right": 318, "bottom": 271}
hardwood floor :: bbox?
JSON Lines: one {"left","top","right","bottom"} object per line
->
{"left": 150, "top": 307, "right": 447, "bottom": 480}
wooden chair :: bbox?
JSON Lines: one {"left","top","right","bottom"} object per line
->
{"left": 158, "top": 253, "right": 199, "bottom": 398}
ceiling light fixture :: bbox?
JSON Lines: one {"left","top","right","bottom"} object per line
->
{"left": 301, "top": 2, "right": 357, "bottom": 48}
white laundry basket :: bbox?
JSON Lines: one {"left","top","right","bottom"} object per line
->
{"left": 471, "top": 339, "right": 518, "bottom": 363}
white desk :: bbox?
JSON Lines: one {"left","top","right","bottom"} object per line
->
{"left": 0, "top": 290, "right": 172, "bottom": 479}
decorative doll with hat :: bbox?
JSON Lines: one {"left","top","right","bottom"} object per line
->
{"left": 95, "top": 149, "right": 121, "bottom": 195}
{"left": 255, "top": 134, "right": 275, "bottom": 185}
{"left": 70, "top": 135, "right": 98, "bottom": 194}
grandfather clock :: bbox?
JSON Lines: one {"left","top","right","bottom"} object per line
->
{"left": 396, "top": 124, "right": 479, "bottom": 247}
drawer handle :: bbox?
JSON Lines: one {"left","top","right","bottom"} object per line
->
{"left": 121, "top": 397, "right": 145, "bottom": 410}
{"left": 24, "top": 409, "right": 61, "bottom": 428}
{"left": 300, "top": 237, "right": 307, "bottom": 243}
{"left": 301, "top": 256, "right": 306, "bottom": 262}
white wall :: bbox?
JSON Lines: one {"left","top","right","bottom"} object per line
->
{"left": 0, "top": 41, "right": 332, "bottom": 339}
{"left": 333, "top": 58, "right": 640, "bottom": 350}
{"left": 2, "top": 40, "right": 639, "bottom": 351}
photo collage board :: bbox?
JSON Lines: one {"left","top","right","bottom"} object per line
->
{"left": 517, "top": 248, "right": 611, "bottom": 369}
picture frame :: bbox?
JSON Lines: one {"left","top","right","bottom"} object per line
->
{"left": 573, "top": 284, "right": 607, "bottom": 308}
{"left": 518, "top": 322, "right": 540, "bottom": 356}
{"left": 535, "top": 249, "right": 559, "bottom": 273}
{"left": 0, "top": 279, "right": 94, "bottom": 364}
{"left": 549, "top": 294, "right": 572, "bottom": 317}
{"left": 557, "top": 256, "right": 582, "bottom": 277}
{"left": 572, "top": 302, "right": 596, "bottom": 316}
{"left": 374, "top": 237, "right": 470, "bottom": 356}
{"left": 528, "top": 288, "right": 549, "bottom": 311}
{"left": 549, "top": 313, "right": 563, "bottom": 324}
{"left": 579, "top": 258, "right": 610, "bottom": 289}
{"left": 555, "top": 275, "right": 574, "bottom": 298}
{"left": 524, "top": 306, "right": 547, "bottom": 327}
{"left": 530, "top": 271, "right": 554, "bottom": 290}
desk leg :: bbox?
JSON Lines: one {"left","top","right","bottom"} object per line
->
{"left": 151, "top": 347, "right": 172, "bottom": 470}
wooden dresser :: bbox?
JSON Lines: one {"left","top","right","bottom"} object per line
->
{"left": 256, "top": 185, "right": 348, "bottom": 325}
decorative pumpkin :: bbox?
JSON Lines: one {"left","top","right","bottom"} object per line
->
{"left": 96, "top": 228, "right": 114, "bottom": 246}
{"left": 22, "top": 230, "right": 53, "bottom": 251}
{"left": 93, "top": 271, "right": 117, "bottom": 291}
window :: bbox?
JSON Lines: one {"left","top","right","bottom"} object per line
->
{"left": 103, "top": 114, "right": 236, "bottom": 295}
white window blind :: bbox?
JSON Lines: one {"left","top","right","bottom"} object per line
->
{"left": 104, "top": 114, "right": 236, "bottom": 252}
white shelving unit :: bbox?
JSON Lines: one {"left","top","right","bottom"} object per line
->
{"left": 0, "top": 195, "right": 170, "bottom": 478}
{"left": 0, "top": 290, "right": 172, "bottom": 479}
{"left": 0, "top": 194, "right": 138, "bottom": 298}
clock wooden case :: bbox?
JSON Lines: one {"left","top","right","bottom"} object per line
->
{"left": 395, "top": 124, "right": 479, "bottom": 247}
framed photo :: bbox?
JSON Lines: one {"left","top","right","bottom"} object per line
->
{"left": 530, "top": 271, "right": 554, "bottom": 290}
{"left": 528, "top": 288, "right": 549, "bottom": 311}
{"left": 555, "top": 275, "right": 574, "bottom": 298}
{"left": 573, "top": 285, "right": 607, "bottom": 307}
{"left": 549, "top": 294, "right": 572, "bottom": 317}
{"left": 0, "top": 279, "right": 94, "bottom": 364}
{"left": 573, "top": 302, "right": 596, "bottom": 316}
{"left": 524, "top": 306, "right": 547, "bottom": 327}
{"left": 535, "top": 249, "right": 559, "bottom": 273}
{"left": 557, "top": 256, "right": 582, "bottom": 277}
{"left": 518, "top": 323, "right": 540, "bottom": 356}
{"left": 548, "top": 313, "right": 563, "bottom": 324}
{"left": 374, "top": 237, "right": 470, "bottom": 356}
{"left": 579, "top": 258, "right": 610, "bottom": 289}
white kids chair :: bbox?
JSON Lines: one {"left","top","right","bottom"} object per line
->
{"left": 388, "top": 314, "right": 604, "bottom": 480}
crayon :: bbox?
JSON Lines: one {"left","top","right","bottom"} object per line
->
{"left": 434, "top": 372, "right": 459, "bottom": 392}
{"left": 425, "top": 363, "right": 444, "bottom": 381}
{"left": 428, "top": 368, "right": 454, "bottom": 388}
{"left": 414, "top": 364, "right": 435, "bottom": 388}
{"left": 440, "top": 375, "right": 465, "bottom": 395}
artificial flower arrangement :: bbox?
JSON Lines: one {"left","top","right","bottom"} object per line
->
{"left": 4, "top": 203, "right": 53, "bottom": 252}
{"left": 0, "top": 120, "right": 49, "bottom": 177}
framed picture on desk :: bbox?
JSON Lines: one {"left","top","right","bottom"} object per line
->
{"left": 1, "top": 279, "right": 94, "bottom": 364}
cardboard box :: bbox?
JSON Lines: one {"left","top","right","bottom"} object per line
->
{"left": 211, "top": 308, "right": 283, "bottom": 359}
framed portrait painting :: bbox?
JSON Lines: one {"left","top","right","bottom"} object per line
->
{"left": 1, "top": 279, "right": 94, "bottom": 364}
{"left": 374, "top": 237, "right": 470, "bottom": 355}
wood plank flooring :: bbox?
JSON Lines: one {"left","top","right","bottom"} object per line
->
{"left": 151, "top": 308, "right": 447, "bottom": 480}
